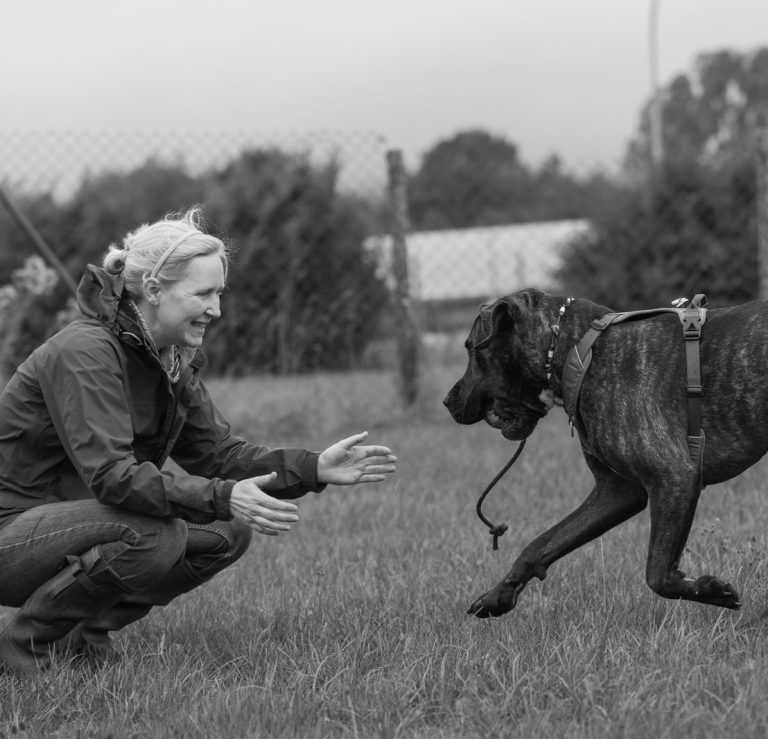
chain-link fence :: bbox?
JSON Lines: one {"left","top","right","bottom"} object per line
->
{"left": 1, "top": 128, "right": 762, "bottom": 420}
{"left": 0, "top": 131, "right": 407, "bottom": 384}
{"left": 0, "top": 130, "right": 597, "bottom": 376}
{"left": 0, "top": 130, "right": 388, "bottom": 202}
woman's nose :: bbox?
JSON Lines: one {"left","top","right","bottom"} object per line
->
{"left": 206, "top": 294, "right": 221, "bottom": 317}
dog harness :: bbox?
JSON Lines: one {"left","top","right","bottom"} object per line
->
{"left": 561, "top": 294, "right": 708, "bottom": 478}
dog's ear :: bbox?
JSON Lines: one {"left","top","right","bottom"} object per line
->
{"left": 473, "top": 299, "right": 514, "bottom": 350}
{"left": 472, "top": 291, "right": 542, "bottom": 350}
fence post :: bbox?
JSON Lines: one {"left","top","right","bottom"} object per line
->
{"left": 386, "top": 149, "right": 420, "bottom": 407}
{"left": 757, "top": 125, "right": 768, "bottom": 299}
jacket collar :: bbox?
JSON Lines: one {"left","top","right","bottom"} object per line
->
{"left": 76, "top": 265, "right": 126, "bottom": 333}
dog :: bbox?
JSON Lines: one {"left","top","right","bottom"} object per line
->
{"left": 443, "top": 287, "right": 768, "bottom": 618}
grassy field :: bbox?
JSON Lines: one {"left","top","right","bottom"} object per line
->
{"left": 3, "top": 363, "right": 768, "bottom": 738}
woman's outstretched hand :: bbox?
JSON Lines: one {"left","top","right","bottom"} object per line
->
{"left": 230, "top": 472, "right": 299, "bottom": 535}
{"left": 317, "top": 431, "right": 397, "bottom": 485}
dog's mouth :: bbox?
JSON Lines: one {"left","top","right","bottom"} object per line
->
{"left": 482, "top": 398, "right": 543, "bottom": 440}
{"left": 483, "top": 405, "right": 504, "bottom": 429}
{"left": 483, "top": 402, "right": 506, "bottom": 430}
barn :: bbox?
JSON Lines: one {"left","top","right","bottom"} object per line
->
{"left": 366, "top": 218, "right": 592, "bottom": 333}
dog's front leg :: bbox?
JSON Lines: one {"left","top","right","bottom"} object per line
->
{"left": 645, "top": 479, "right": 741, "bottom": 609}
{"left": 469, "top": 462, "right": 647, "bottom": 618}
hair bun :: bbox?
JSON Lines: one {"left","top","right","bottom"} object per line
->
{"left": 104, "top": 248, "right": 128, "bottom": 275}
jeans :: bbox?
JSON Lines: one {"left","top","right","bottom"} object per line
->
{"left": 0, "top": 500, "right": 253, "bottom": 608}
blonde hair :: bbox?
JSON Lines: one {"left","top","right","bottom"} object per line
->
{"left": 103, "top": 208, "right": 228, "bottom": 297}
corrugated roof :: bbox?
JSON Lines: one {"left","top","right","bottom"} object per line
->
{"left": 365, "top": 219, "right": 591, "bottom": 301}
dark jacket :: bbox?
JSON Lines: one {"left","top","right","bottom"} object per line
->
{"left": 0, "top": 265, "right": 322, "bottom": 527}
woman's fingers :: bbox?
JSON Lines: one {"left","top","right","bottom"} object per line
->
{"left": 336, "top": 431, "right": 369, "bottom": 449}
{"left": 361, "top": 465, "right": 397, "bottom": 476}
{"left": 361, "top": 446, "right": 395, "bottom": 458}
{"left": 230, "top": 475, "right": 299, "bottom": 534}
{"left": 363, "top": 453, "right": 398, "bottom": 465}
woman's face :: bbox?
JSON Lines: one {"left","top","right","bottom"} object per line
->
{"left": 150, "top": 253, "right": 225, "bottom": 350}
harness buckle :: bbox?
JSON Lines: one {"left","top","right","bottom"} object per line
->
{"left": 683, "top": 320, "right": 702, "bottom": 340}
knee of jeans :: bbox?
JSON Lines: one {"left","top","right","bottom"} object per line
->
{"left": 157, "top": 517, "right": 189, "bottom": 562}
{"left": 228, "top": 519, "right": 253, "bottom": 562}
{"left": 199, "top": 519, "right": 252, "bottom": 561}
{"left": 92, "top": 517, "right": 187, "bottom": 591}
{"left": 126, "top": 517, "right": 187, "bottom": 578}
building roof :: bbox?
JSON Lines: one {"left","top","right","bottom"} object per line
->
{"left": 365, "top": 219, "right": 591, "bottom": 302}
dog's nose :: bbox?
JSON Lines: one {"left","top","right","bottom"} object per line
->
{"left": 443, "top": 383, "right": 461, "bottom": 416}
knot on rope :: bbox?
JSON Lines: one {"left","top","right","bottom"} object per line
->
{"left": 488, "top": 522, "right": 509, "bottom": 550}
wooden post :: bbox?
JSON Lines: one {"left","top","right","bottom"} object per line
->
{"left": 757, "top": 125, "right": 768, "bottom": 299}
{"left": 0, "top": 184, "right": 78, "bottom": 297}
{"left": 386, "top": 150, "right": 420, "bottom": 407}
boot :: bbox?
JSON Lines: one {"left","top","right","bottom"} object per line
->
{"left": 0, "top": 546, "right": 135, "bottom": 673}
{"left": 58, "top": 602, "right": 153, "bottom": 660}
{"left": 59, "top": 558, "right": 206, "bottom": 659}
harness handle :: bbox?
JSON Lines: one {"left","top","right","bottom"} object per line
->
{"left": 476, "top": 440, "right": 526, "bottom": 550}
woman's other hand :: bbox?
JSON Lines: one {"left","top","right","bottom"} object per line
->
{"left": 317, "top": 432, "right": 397, "bottom": 485}
{"left": 230, "top": 472, "right": 299, "bottom": 535}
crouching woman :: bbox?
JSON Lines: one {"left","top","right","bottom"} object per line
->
{"left": 0, "top": 208, "right": 397, "bottom": 673}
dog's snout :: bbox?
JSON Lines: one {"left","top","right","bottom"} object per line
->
{"left": 444, "top": 378, "right": 484, "bottom": 425}
{"left": 443, "top": 384, "right": 460, "bottom": 416}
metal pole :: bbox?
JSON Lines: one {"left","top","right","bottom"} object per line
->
{"left": 386, "top": 149, "right": 420, "bottom": 407}
{"left": 648, "top": 0, "right": 665, "bottom": 169}
{"left": 0, "top": 184, "right": 78, "bottom": 296}
{"left": 757, "top": 126, "right": 768, "bottom": 298}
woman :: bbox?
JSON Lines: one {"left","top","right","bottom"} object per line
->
{"left": 0, "top": 208, "right": 397, "bottom": 673}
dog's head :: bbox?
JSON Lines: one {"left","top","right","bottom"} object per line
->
{"left": 443, "top": 290, "right": 555, "bottom": 440}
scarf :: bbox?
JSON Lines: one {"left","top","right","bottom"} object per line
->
{"left": 126, "top": 299, "right": 181, "bottom": 383}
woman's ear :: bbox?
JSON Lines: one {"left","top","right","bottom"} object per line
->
{"left": 142, "top": 277, "right": 162, "bottom": 307}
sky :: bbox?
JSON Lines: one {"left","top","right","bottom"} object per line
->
{"left": 2, "top": 0, "right": 768, "bottom": 174}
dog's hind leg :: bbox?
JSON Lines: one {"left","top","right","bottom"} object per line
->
{"left": 468, "top": 460, "right": 647, "bottom": 618}
{"left": 645, "top": 477, "right": 741, "bottom": 609}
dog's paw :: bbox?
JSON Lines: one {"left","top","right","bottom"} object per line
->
{"left": 466, "top": 584, "right": 519, "bottom": 618}
{"left": 693, "top": 575, "right": 741, "bottom": 610}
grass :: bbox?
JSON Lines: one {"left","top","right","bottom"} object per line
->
{"left": 3, "top": 362, "right": 768, "bottom": 737}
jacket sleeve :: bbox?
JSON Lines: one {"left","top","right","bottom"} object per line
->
{"left": 169, "top": 376, "right": 324, "bottom": 500}
{"left": 37, "top": 330, "right": 234, "bottom": 523}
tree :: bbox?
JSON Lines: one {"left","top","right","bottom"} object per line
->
{"left": 557, "top": 47, "right": 768, "bottom": 310}
{"left": 202, "top": 149, "right": 390, "bottom": 375}
{"left": 626, "top": 48, "right": 768, "bottom": 178}
{"left": 61, "top": 160, "right": 206, "bottom": 273}
{"left": 408, "top": 129, "right": 534, "bottom": 229}
{"left": 556, "top": 156, "right": 757, "bottom": 308}
{"left": 408, "top": 129, "right": 619, "bottom": 230}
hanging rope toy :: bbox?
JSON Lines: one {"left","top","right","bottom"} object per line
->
{"left": 475, "top": 439, "right": 527, "bottom": 550}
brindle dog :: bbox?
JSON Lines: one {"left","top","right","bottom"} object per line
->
{"left": 443, "top": 288, "right": 767, "bottom": 618}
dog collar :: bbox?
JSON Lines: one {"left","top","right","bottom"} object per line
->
{"left": 544, "top": 297, "right": 573, "bottom": 384}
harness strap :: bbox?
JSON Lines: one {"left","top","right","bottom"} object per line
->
{"left": 679, "top": 294, "right": 707, "bottom": 436}
{"left": 679, "top": 294, "right": 707, "bottom": 480}
{"left": 561, "top": 298, "right": 707, "bottom": 473}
